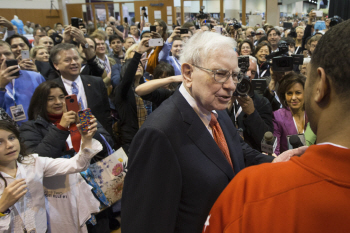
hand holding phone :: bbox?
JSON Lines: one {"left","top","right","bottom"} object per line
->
{"left": 148, "top": 38, "right": 164, "bottom": 47}
{"left": 78, "top": 108, "right": 92, "bottom": 132}
{"left": 65, "top": 94, "right": 80, "bottom": 112}
{"left": 5, "top": 59, "right": 20, "bottom": 77}
{"left": 21, "top": 50, "right": 30, "bottom": 60}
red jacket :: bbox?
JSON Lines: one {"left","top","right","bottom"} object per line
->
{"left": 203, "top": 144, "right": 350, "bottom": 233}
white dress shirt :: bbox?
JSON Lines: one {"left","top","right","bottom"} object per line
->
{"left": 61, "top": 75, "right": 88, "bottom": 110}
{"left": 179, "top": 84, "right": 217, "bottom": 137}
{"left": 0, "top": 139, "right": 102, "bottom": 233}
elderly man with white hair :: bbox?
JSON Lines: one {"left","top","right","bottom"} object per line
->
{"left": 122, "top": 32, "right": 301, "bottom": 233}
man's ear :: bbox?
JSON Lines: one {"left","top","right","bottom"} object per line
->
{"left": 181, "top": 63, "right": 193, "bottom": 88}
{"left": 314, "top": 67, "right": 330, "bottom": 103}
{"left": 53, "top": 63, "right": 59, "bottom": 71}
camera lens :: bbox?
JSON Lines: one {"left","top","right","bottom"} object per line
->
{"left": 70, "top": 99, "right": 74, "bottom": 103}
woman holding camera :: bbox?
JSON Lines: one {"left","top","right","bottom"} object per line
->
{"left": 273, "top": 72, "right": 308, "bottom": 155}
{"left": 19, "top": 81, "right": 113, "bottom": 233}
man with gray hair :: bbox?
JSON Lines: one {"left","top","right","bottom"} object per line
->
{"left": 122, "top": 32, "right": 301, "bottom": 233}
{"left": 255, "top": 28, "right": 265, "bottom": 45}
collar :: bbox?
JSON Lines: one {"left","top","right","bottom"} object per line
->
{"left": 179, "top": 84, "right": 217, "bottom": 128}
{"left": 61, "top": 75, "right": 82, "bottom": 86}
{"left": 316, "top": 142, "right": 348, "bottom": 149}
{"left": 293, "top": 144, "right": 350, "bottom": 185}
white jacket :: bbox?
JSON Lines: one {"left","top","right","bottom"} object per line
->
{"left": 0, "top": 139, "right": 102, "bottom": 233}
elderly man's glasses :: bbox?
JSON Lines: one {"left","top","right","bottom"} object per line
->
{"left": 191, "top": 64, "right": 241, "bottom": 84}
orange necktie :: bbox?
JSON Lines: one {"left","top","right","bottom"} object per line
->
{"left": 209, "top": 113, "right": 234, "bottom": 169}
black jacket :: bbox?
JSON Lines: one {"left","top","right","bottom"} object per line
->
{"left": 52, "top": 75, "right": 113, "bottom": 137}
{"left": 227, "top": 91, "right": 273, "bottom": 151}
{"left": 20, "top": 115, "right": 114, "bottom": 160}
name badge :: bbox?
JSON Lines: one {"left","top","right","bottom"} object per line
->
{"left": 10, "top": 104, "right": 26, "bottom": 122}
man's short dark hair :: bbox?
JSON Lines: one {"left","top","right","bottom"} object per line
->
{"left": 109, "top": 34, "right": 124, "bottom": 44}
{"left": 282, "top": 37, "right": 296, "bottom": 47}
{"left": 172, "top": 36, "right": 182, "bottom": 42}
{"left": 311, "top": 19, "right": 350, "bottom": 98}
{"left": 50, "top": 43, "right": 79, "bottom": 64}
{"left": 33, "top": 27, "right": 46, "bottom": 37}
{"left": 267, "top": 28, "right": 281, "bottom": 37}
{"left": 257, "top": 36, "right": 268, "bottom": 45}
{"left": 5, "top": 34, "right": 32, "bottom": 49}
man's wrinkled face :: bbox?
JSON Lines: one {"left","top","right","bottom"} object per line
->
{"left": 184, "top": 48, "right": 239, "bottom": 112}
{"left": 246, "top": 58, "right": 257, "bottom": 81}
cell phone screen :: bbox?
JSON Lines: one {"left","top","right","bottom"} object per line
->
{"left": 71, "top": 17, "right": 79, "bottom": 28}
{"left": 5, "top": 59, "right": 20, "bottom": 77}
{"left": 150, "top": 26, "right": 156, "bottom": 32}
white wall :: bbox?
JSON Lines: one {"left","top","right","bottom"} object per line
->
{"left": 247, "top": 0, "right": 265, "bottom": 14}
{"left": 0, "top": 0, "right": 59, "bottom": 9}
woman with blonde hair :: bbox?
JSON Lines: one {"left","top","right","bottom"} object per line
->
{"left": 29, "top": 46, "right": 49, "bottom": 62}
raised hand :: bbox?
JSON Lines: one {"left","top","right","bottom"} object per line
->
{"left": 0, "top": 179, "right": 27, "bottom": 213}
{"left": 0, "top": 59, "right": 20, "bottom": 88}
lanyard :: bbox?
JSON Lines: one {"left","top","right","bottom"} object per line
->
{"left": 172, "top": 56, "right": 181, "bottom": 73}
{"left": 295, "top": 46, "right": 300, "bottom": 54}
{"left": 293, "top": 114, "right": 305, "bottom": 134}
{"left": 257, "top": 64, "right": 268, "bottom": 78}
{"left": 232, "top": 100, "right": 242, "bottom": 126}
{"left": 5, "top": 79, "right": 17, "bottom": 106}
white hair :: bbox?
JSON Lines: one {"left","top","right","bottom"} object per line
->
{"left": 303, "top": 58, "right": 311, "bottom": 65}
{"left": 248, "top": 55, "right": 257, "bottom": 64}
{"left": 256, "top": 28, "right": 265, "bottom": 34}
{"left": 180, "top": 31, "right": 237, "bottom": 66}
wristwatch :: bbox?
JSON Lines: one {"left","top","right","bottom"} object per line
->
{"left": 0, "top": 209, "right": 10, "bottom": 217}
{"left": 81, "top": 42, "right": 89, "bottom": 49}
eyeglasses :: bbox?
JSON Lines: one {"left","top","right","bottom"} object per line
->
{"left": 191, "top": 64, "right": 241, "bottom": 84}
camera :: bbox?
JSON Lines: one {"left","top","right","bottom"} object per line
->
{"left": 229, "top": 19, "right": 241, "bottom": 30}
{"left": 50, "top": 33, "right": 63, "bottom": 45}
{"left": 233, "top": 56, "right": 254, "bottom": 97}
{"left": 195, "top": 6, "right": 210, "bottom": 20}
{"left": 329, "top": 16, "right": 343, "bottom": 27}
{"left": 288, "top": 27, "right": 297, "bottom": 38}
{"left": 265, "top": 40, "right": 304, "bottom": 72}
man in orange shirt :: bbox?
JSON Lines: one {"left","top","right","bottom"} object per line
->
{"left": 203, "top": 20, "right": 350, "bottom": 233}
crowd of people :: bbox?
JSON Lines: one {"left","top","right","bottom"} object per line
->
{"left": 0, "top": 7, "right": 349, "bottom": 233}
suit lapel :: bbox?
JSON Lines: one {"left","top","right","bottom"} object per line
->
{"left": 80, "top": 75, "right": 92, "bottom": 106}
{"left": 282, "top": 108, "right": 298, "bottom": 135}
{"left": 172, "top": 91, "right": 235, "bottom": 180}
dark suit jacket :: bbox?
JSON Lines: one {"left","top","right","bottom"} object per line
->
{"left": 121, "top": 90, "right": 274, "bottom": 233}
{"left": 52, "top": 75, "right": 113, "bottom": 136}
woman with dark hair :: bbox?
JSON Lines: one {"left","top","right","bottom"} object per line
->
{"left": 273, "top": 72, "right": 308, "bottom": 155}
{"left": 19, "top": 80, "right": 113, "bottom": 233}
{"left": 239, "top": 39, "right": 254, "bottom": 56}
{"left": 112, "top": 38, "right": 150, "bottom": 153}
{"left": 254, "top": 41, "right": 272, "bottom": 79}
{"left": 0, "top": 119, "right": 102, "bottom": 232}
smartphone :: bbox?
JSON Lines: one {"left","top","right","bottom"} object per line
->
{"left": 149, "top": 38, "right": 164, "bottom": 47}
{"left": 78, "top": 108, "right": 92, "bottom": 132}
{"left": 150, "top": 25, "right": 156, "bottom": 32}
{"left": 65, "top": 94, "right": 80, "bottom": 112}
{"left": 21, "top": 50, "right": 30, "bottom": 59}
{"left": 71, "top": 17, "right": 79, "bottom": 28}
{"left": 180, "top": 28, "right": 188, "bottom": 34}
{"left": 124, "top": 17, "right": 128, "bottom": 24}
{"left": 5, "top": 59, "right": 20, "bottom": 77}
{"left": 214, "top": 26, "right": 222, "bottom": 34}
{"left": 315, "top": 10, "right": 323, "bottom": 17}
{"left": 283, "top": 22, "right": 293, "bottom": 29}
{"left": 110, "top": 21, "right": 115, "bottom": 26}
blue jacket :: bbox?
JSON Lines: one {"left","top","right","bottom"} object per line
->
{"left": 0, "top": 70, "right": 45, "bottom": 125}
{"left": 158, "top": 39, "right": 182, "bottom": 75}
